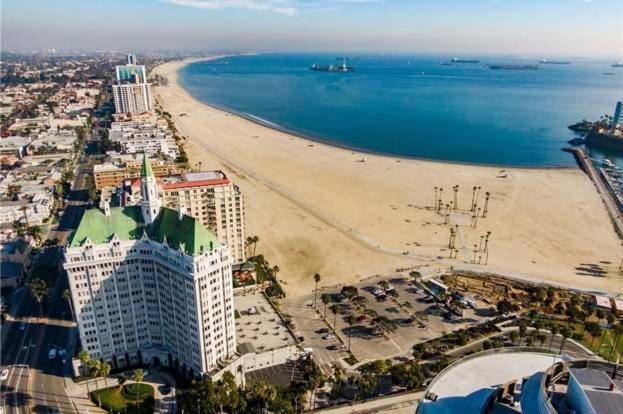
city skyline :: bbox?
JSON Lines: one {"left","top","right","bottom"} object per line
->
{"left": 2, "top": 0, "right": 622, "bottom": 57}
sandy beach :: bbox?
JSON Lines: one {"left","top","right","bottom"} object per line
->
{"left": 152, "top": 57, "right": 623, "bottom": 297}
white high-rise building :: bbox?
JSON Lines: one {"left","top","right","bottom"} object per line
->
{"left": 112, "top": 83, "right": 154, "bottom": 114}
{"left": 113, "top": 54, "right": 153, "bottom": 114}
{"left": 63, "top": 155, "right": 236, "bottom": 377}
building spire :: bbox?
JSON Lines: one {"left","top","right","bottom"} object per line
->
{"left": 141, "top": 152, "right": 154, "bottom": 177}
{"left": 140, "top": 153, "right": 160, "bottom": 225}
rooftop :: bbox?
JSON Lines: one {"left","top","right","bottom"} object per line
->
{"left": 419, "top": 350, "right": 562, "bottom": 414}
{"left": 68, "top": 206, "right": 222, "bottom": 256}
{"left": 161, "top": 170, "right": 230, "bottom": 190}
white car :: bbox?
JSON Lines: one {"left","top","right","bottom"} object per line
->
{"left": 322, "top": 334, "right": 335, "bottom": 340}
{"left": 58, "top": 349, "right": 66, "bottom": 357}
{"left": 0, "top": 369, "right": 9, "bottom": 381}
{"left": 48, "top": 349, "right": 57, "bottom": 359}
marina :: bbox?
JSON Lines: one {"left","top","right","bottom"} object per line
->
{"left": 599, "top": 158, "right": 623, "bottom": 213}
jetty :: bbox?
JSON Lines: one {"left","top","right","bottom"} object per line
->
{"left": 569, "top": 148, "right": 623, "bottom": 237}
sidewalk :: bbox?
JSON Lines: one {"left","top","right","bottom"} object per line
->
{"left": 316, "top": 391, "right": 423, "bottom": 414}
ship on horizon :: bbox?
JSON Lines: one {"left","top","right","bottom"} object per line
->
{"left": 487, "top": 64, "right": 538, "bottom": 70}
{"left": 613, "top": 61, "right": 623, "bottom": 68}
{"left": 451, "top": 57, "right": 479, "bottom": 63}
{"left": 539, "top": 59, "right": 571, "bottom": 65}
{"left": 310, "top": 57, "right": 354, "bottom": 72}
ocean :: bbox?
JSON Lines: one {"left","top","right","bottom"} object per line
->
{"left": 178, "top": 53, "right": 623, "bottom": 167}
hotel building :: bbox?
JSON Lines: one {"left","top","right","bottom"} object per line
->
{"left": 112, "top": 55, "right": 153, "bottom": 114}
{"left": 123, "top": 171, "right": 247, "bottom": 263}
{"left": 63, "top": 156, "right": 236, "bottom": 376}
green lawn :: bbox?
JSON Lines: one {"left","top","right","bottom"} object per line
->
{"left": 91, "top": 385, "right": 154, "bottom": 414}
{"left": 546, "top": 320, "right": 623, "bottom": 362}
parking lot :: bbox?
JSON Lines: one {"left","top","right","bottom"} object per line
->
{"left": 282, "top": 274, "right": 495, "bottom": 367}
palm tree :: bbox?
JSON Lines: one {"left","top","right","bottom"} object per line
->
{"left": 470, "top": 186, "right": 477, "bottom": 211}
{"left": 453, "top": 185, "right": 459, "bottom": 210}
{"left": 272, "top": 265, "right": 280, "bottom": 282}
{"left": 330, "top": 304, "right": 340, "bottom": 332}
{"left": 90, "top": 360, "right": 102, "bottom": 406}
{"left": 482, "top": 192, "right": 491, "bottom": 218}
{"left": 77, "top": 350, "right": 91, "bottom": 394}
{"left": 346, "top": 314, "right": 356, "bottom": 351}
{"left": 62, "top": 289, "right": 75, "bottom": 321}
{"left": 26, "top": 225, "right": 43, "bottom": 244}
{"left": 610, "top": 320, "right": 623, "bottom": 361}
{"left": 559, "top": 326, "right": 572, "bottom": 354}
{"left": 28, "top": 278, "right": 48, "bottom": 317}
{"left": 251, "top": 235, "right": 259, "bottom": 256}
{"left": 600, "top": 313, "right": 616, "bottom": 352}
{"left": 321, "top": 293, "right": 331, "bottom": 316}
{"left": 101, "top": 362, "right": 111, "bottom": 389}
{"left": 133, "top": 368, "right": 145, "bottom": 408}
{"left": 313, "top": 273, "right": 321, "bottom": 308}
{"left": 19, "top": 205, "right": 29, "bottom": 227}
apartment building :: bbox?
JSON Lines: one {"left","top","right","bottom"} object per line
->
{"left": 63, "top": 156, "right": 236, "bottom": 376}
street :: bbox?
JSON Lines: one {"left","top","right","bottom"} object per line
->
{"left": 1, "top": 143, "right": 92, "bottom": 413}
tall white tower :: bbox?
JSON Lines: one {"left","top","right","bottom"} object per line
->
{"left": 127, "top": 53, "right": 137, "bottom": 65}
{"left": 140, "top": 154, "right": 161, "bottom": 225}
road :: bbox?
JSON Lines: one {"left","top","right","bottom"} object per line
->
{"left": 1, "top": 147, "right": 91, "bottom": 413}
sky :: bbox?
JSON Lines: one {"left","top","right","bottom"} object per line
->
{"left": 1, "top": 0, "right": 622, "bottom": 57}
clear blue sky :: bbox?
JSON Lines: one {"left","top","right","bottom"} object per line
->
{"left": 2, "top": 0, "right": 622, "bottom": 57}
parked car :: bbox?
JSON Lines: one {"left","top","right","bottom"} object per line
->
{"left": 322, "top": 334, "right": 336, "bottom": 340}
{"left": 0, "top": 369, "right": 9, "bottom": 381}
{"left": 327, "top": 344, "right": 346, "bottom": 351}
{"left": 48, "top": 348, "right": 57, "bottom": 359}
{"left": 316, "top": 328, "right": 330, "bottom": 334}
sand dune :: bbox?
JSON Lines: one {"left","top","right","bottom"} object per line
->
{"left": 152, "top": 58, "right": 623, "bottom": 297}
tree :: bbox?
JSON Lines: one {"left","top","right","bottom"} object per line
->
{"left": 251, "top": 381, "right": 277, "bottom": 412}
{"left": 313, "top": 273, "right": 321, "bottom": 308}
{"left": 77, "top": 350, "right": 91, "bottom": 394}
{"left": 372, "top": 315, "right": 398, "bottom": 336}
{"left": 26, "top": 225, "right": 43, "bottom": 244}
{"left": 346, "top": 314, "right": 357, "bottom": 351}
{"left": 330, "top": 304, "right": 341, "bottom": 332}
{"left": 101, "top": 362, "right": 111, "bottom": 389}
{"left": 13, "top": 220, "right": 27, "bottom": 237}
{"left": 133, "top": 368, "right": 145, "bottom": 409}
{"left": 90, "top": 359, "right": 102, "bottom": 406}
{"left": 496, "top": 299, "right": 514, "bottom": 315}
{"left": 62, "top": 289, "right": 75, "bottom": 321}
{"left": 389, "top": 360, "right": 424, "bottom": 390}
{"left": 509, "top": 330, "right": 519, "bottom": 345}
{"left": 272, "top": 265, "right": 280, "bottom": 282}
{"left": 351, "top": 295, "right": 368, "bottom": 310}
{"left": 609, "top": 320, "right": 623, "bottom": 361}
{"left": 28, "top": 278, "right": 48, "bottom": 317}
{"left": 321, "top": 293, "right": 331, "bottom": 316}
{"left": 559, "top": 326, "right": 572, "bottom": 354}
{"left": 341, "top": 285, "right": 358, "bottom": 299}
{"left": 251, "top": 235, "right": 259, "bottom": 256}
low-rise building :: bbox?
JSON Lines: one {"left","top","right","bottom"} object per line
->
{"left": 93, "top": 157, "right": 187, "bottom": 190}
{"left": 109, "top": 120, "right": 178, "bottom": 159}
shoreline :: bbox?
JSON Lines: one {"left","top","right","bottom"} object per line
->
{"left": 174, "top": 55, "right": 578, "bottom": 171}
{"left": 152, "top": 57, "right": 623, "bottom": 298}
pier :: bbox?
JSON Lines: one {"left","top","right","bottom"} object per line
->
{"left": 570, "top": 147, "right": 623, "bottom": 237}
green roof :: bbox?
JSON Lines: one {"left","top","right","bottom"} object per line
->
{"left": 141, "top": 153, "right": 153, "bottom": 177}
{"left": 69, "top": 206, "right": 222, "bottom": 256}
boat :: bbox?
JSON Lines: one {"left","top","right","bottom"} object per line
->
{"left": 539, "top": 59, "right": 571, "bottom": 64}
{"left": 310, "top": 57, "right": 354, "bottom": 72}
{"left": 613, "top": 61, "right": 623, "bottom": 68}
{"left": 440, "top": 62, "right": 453, "bottom": 66}
{"left": 451, "top": 58, "right": 479, "bottom": 63}
{"left": 487, "top": 64, "right": 538, "bottom": 70}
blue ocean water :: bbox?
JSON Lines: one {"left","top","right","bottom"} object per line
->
{"left": 178, "top": 53, "right": 623, "bottom": 167}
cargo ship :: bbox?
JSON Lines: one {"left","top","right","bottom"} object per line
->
{"left": 539, "top": 59, "right": 571, "bottom": 64}
{"left": 613, "top": 61, "right": 623, "bottom": 68}
{"left": 487, "top": 64, "right": 538, "bottom": 70}
{"left": 310, "top": 58, "right": 354, "bottom": 72}
{"left": 451, "top": 58, "right": 479, "bottom": 63}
